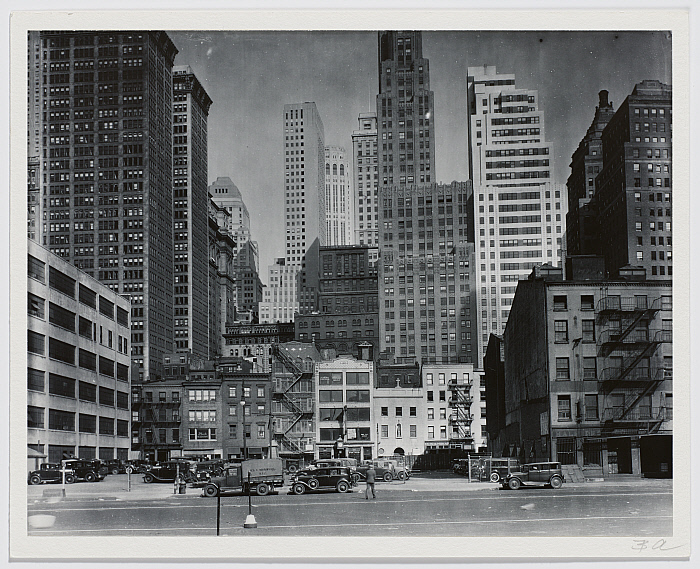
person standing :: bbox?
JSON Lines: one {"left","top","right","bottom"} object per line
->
{"left": 365, "top": 464, "right": 377, "bottom": 499}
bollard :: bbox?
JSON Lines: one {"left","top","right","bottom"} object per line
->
{"left": 243, "top": 472, "right": 257, "bottom": 528}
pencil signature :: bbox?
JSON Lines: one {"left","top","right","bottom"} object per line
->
{"left": 631, "top": 539, "right": 685, "bottom": 553}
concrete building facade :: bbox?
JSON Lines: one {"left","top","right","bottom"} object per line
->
{"left": 467, "top": 65, "right": 567, "bottom": 364}
{"left": 28, "top": 240, "right": 132, "bottom": 463}
{"left": 223, "top": 322, "right": 295, "bottom": 373}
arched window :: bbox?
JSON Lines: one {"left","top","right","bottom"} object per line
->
{"left": 326, "top": 164, "right": 330, "bottom": 175}
{"left": 333, "top": 164, "right": 338, "bottom": 175}
{"left": 340, "top": 164, "right": 344, "bottom": 176}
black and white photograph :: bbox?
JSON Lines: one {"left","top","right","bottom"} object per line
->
{"left": 6, "top": 5, "right": 692, "bottom": 564}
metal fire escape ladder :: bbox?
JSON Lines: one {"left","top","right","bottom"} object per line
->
{"left": 271, "top": 345, "right": 313, "bottom": 454}
{"left": 448, "top": 381, "right": 474, "bottom": 441}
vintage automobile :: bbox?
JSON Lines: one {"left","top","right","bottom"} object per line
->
{"left": 60, "top": 459, "right": 107, "bottom": 482}
{"left": 502, "top": 461, "right": 565, "bottom": 490}
{"left": 28, "top": 463, "right": 75, "bottom": 485}
{"left": 290, "top": 466, "right": 357, "bottom": 495}
{"left": 105, "top": 459, "right": 129, "bottom": 475}
{"left": 355, "top": 459, "right": 409, "bottom": 482}
{"left": 483, "top": 457, "right": 520, "bottom": 483}
{"left": 142, "top": 461, "right": 195, "bottom": 484}
{"left": 125, "top": 460, "right": 153, "bottom": 474}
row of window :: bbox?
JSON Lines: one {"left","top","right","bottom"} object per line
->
{"left": 28, "top": 407, "right": 128, "bottom": 435}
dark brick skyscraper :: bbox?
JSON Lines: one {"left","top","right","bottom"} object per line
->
{"left": 377, "top": 31, "right": 435, "bottom": 187}
{"left": 29, "top": 31, "right": 178, "bottom": 381}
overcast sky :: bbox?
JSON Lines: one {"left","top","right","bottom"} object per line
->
{"left": 167, "top": 30, "right": 672, "bottom": 281}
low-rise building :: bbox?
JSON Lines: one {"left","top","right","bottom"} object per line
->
{"left": 315, "top": 356, "right": 375, "bottom": 461}
{"left": 27, "top": 240, "right": 132, "bottom": 463}
{"left": 497, "top": 263, "right": 672, "bottom": 477}
{"left": 223, "top": 322, "right": 295, "bottom": 373}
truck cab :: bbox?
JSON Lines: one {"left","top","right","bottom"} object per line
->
{"left": 204, "top": 458, "right": 284, "bottom": 497}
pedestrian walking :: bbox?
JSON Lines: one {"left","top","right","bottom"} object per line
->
{"left": 365, "top": 464, "right": 376, "bottom": 499}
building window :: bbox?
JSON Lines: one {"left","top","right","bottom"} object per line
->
{"left": 582, "top": 320, "right": 595, "bottom": 342}
{"left": 583, "top": 357, "right": 597, "bottom": 380}
{"left": 554, "top": 320, "right": 568, "bottom": 343}
{"left": 229, "top": 386, "right": 236, "bottom": 398}
{"left": 409, "top": 407, "right": 416, "bottom": 417}
{"left": 580, "top": 295, "right": 594, "bottom": 310}
{"left": 258, "top": 425, "right": 265, "bottom": 438}
{"left": 427, "top": 408, "right": 434, "bottom": 420}
{"left": 410, "top": 425, "right": 417, "bottom": 438}
{"left": 553, "top": 295, "right": 567, "bottom": 310}
{"left": 556, "top": 357, "right": 570, "bottom": 380}
{"left": 557, "top": 395, "right": 571, "bottom": 421}
{"left": 381, "top": 425, "right": 389, "bottom": 438}
{"left": 395, "top": 407, "right": 402, "bottom": 417}
{"left": 426, "top": 373, "right": 433, "bottom": 385}
{"left": 381, "top": 406, "right": 388, "bottom": 416}
{"left": 428, "top": 426, "right": 434, "bottom": 439}
{"left": 427, "top": 391, "right": 433, "bottom": 402}
{"left": 257, "top": 387, "right": 265, "bottom": 398}
{"left": 584, "top": 394, "right": 599, "bottom": 420}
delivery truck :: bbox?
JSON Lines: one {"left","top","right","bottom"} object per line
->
{"left": 203, "top": 458, "right": 284, "bottom": 497}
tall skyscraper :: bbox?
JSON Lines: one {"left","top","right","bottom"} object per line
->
{"left": 467, "top": 65, "right": 566, "bottom": 364}
{"left": 377, "top": 31, "right": 477, "bottom": 365}
{"left": 351, "top": 112, "right": 380, "bottom": 260}
{"left": 591, "top": 80, "right": 672, "bottom": 279}
{"left": 260, "top": 102, "right": 326, "bottom": 322}
{"left": 172, "top": 65, "right": 213, "bottom": 358}
{"left": 566, "top": 90, "right": 616, "bottom": 258}
{"left": 377, "top": 32, "right": 435, "bottom": 188}
{"left": 29, "top": 31, "right": 178, "bottom": 382}
{"left": 324, "top": 146, "right": 353, "bottom": 246}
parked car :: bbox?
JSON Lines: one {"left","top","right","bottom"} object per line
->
{"left": 105, "top": 459, "right": 129, "bottom": 475}
{"left": 290, "top": 466, "right": 357, "bottom": 495}
{"left": 355, "top": 459, "right": 408, "bottom": 482}
{"left": 125, "top": 460, "right": 153, "bottom": 474}
{"left": 28, "top": 463, "right": 75, "bottom": 485}
{"left": 503, "top": 462, "right": 564, "bottom": 490}
{"left": 143, "top": 461, "right": 195, "bottom": 484}
{"left": 61, "top": 459, "right": 107, "bottom": 482}
{"left": 191, "top": 460, "right": 225, "bottom": 487}
{"left": 483, "top": 457, "right": 519, "bottom": 483}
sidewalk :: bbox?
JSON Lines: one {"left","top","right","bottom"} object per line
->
{"left": 27, "top": 472, "right": 672, "bottom": 504}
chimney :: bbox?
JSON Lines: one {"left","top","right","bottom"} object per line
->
{"left": 598, "top": 90, "right": 610, "bottom": 108}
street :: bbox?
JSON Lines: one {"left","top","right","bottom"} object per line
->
{"left": 27, "top": 476, "right": 673, "bottom": 537}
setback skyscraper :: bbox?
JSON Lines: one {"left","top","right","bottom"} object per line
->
{"left": 29, "top": 31, "right": 178, "bottom": 382}
{"left": 467, "top": 65, "right": 566, "bottom": 364}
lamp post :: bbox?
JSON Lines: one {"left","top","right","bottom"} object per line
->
{"left": 241, "top": 399, "right": 247, "bottom": 460}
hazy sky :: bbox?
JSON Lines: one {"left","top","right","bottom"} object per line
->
{"left": 167, "top": 30, "right": 672, "bottom": 281}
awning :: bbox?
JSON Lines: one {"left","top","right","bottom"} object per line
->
{"left": 28, "top": 446, "right": 46, "bottom": 458}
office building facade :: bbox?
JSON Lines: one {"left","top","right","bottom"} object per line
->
{"left": 593, "top": 80, "right": 672, "bottom": 279}
{"left": 467, "top": 65, "right": 567, "bottom": 363}
{"left": 28, "top": 240, "right": 132, "bottom": 463}
{"left": 379, "top": 182, "right": 478, "bottom": 364}
{"left": 324, "top": 146, "right": 353, "bottom": 246}
{"left": 29, "top": 31, "right": 179, "bottom": 382}
{"left": 351, "top": 112, "right": 380, "bottom": 257}
{"left": 172, "top": 65, "right": 213, "bottom": 358}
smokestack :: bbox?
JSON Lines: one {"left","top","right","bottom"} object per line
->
{"left": 598, "top": 90, "right": 610, "bottom": 108}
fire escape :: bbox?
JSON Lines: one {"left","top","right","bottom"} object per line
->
{"left": 131, "top": 386, "right": 182, "bottom": 461}
{"left": 448, "top": 376, "right": 475, "bottom": 450}
{"left": 596, "top": 294, "right": 671, "bottom": 436}
{"left": 271, "top": 345, "right": 314, "bottom": 455}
